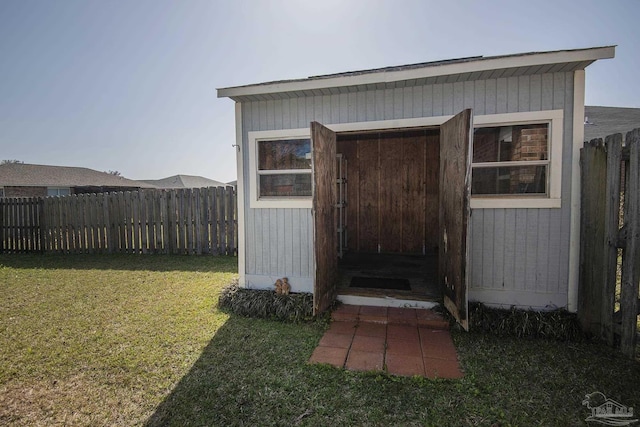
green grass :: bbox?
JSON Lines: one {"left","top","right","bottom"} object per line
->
{"left": 1, "top": 254, "right": 639, "bottom": 426}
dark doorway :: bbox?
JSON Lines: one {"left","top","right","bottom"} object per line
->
{"left": 335, "top": 127, "right": 441, "bottom": 302}
{"left": 338, "top": 252, "right": 440, "bottom": 300}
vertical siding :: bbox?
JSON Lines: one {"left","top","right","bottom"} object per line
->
{"left": 513, "top": 210, "right": 527, "bottom": 291}
{"left": 468, "top": 72, "right": 573, "bottom": 307}
{"left": 242, "top": 97, "right": 317, "bottom": 280}
{"left": 240, "top": 72, "right": 574, "bottom": 307}
{"left": 502, "top": 210, "right": 517, "bottom": 287}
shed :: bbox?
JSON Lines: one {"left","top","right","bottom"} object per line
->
{"left": 217, "top": 46, "right": 615, "bottom": 328}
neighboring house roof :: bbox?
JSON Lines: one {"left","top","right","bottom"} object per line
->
{"left": 140, "top": 174, "right": 228, "bottom": 189}
{"left": 0, "top": 163, "right": 155, "bottom": 188}
{"left": 584, "top": 105, "right": 640, "bottom": 142}
{"left": 218, "top": 46, "right": 615, "bottom": 101}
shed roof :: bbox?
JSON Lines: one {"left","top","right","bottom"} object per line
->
{"left": 0, "top": 163, "right": 155, "bottom": 188}
{"left": 218, "top": 46, "right": 615, "bottom": 102}
{"left": 140, "top": 174, "right": 228, "bottom": 189}
{"left": 584, "top": 105, "right": 640, "bottom": 142}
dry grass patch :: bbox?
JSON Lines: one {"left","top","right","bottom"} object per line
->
{"left": 0, "top": 254, "right": 236, "bottom": 426}
{"left": 1, "top": 374, "right": 149, "bottom": 425}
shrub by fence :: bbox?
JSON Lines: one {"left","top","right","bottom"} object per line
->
{"left": 0, "top": 187, "right": 237, "bottom": 255}
{"left": 579, "top": 129, "right": 640, "bottom": 359}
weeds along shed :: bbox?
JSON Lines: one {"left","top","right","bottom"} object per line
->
{"left": 217, "top": 46, "right": 615, "bottom": 328}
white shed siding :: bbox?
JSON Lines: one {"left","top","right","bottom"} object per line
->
{"left": 470, "top": 72, "right": 574, "bottom": 308}
{"left": 240, "top": 72, "right": 575, "bottom": 307}
{"left": 242, "top": 98, "right": 316, "bottom": 290}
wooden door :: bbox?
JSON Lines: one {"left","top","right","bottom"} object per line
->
{"left": 337, "top": 131, "right": 438, "bottom": 255}
{"left": 312, "top": 122, "right": 338, "bottom": 314}
{"left": 439, "top": 109, "right": 472, "bottom": 330}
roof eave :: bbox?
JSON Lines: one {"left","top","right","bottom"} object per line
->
{"left": 217, "top": 46, "right": 615, "bottom": 100}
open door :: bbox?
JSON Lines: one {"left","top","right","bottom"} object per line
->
{"left": 439, "top": 109, "right": 472, "bottom": 330}
{"left": 312, "top": 122, "right": 338, "bottom": 314}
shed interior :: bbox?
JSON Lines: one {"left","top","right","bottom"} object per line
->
{"left": 335, "top": 128, "right": 442, "bottom": 301}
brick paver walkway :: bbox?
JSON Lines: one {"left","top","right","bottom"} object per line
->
{"left": 309, "top": 305, "right": 463, "bottom": 379}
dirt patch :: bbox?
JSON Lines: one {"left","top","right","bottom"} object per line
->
{"left": 0, "top": 373, "right": 153, "bottom": 426}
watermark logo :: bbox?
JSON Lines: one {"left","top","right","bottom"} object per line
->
{"left": 582, "top": 391, "right": 638, "bottom": 426}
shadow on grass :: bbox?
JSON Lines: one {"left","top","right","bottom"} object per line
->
{"left": 0, "top": 253, "right": 238, "bottom": 273}
{"left": 144, "top": 315, "right": 327, "bottom": 427}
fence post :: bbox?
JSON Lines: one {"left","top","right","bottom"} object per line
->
{"left": 579, "top": 139, "right": 608, "bottom": 334}
{"left": 16, "top": 197, "right": 22, "bottom": 252}
{"left": 185, "top": 188, "right": 193, "bottom": 254}
{"left": 620, "top": 129, "right": 640, "bottom": 358}
{"left": 140, "top": 190, "right": 148, "bottom": 254}
{"left": 158, "top": 190, "right": 167, "bottom": 254}
{"left": 601, "top": 134, "right": 624, "bottom": 345}
{"left": 37, "top": 197, "right": 45, "bottom": 253}
{"left": 216, "top": 187, "right": 225, "bottom": 255}
{"left": 194, "top": 188, "right": 203, "bottom": 255}
{"left": 104, "top": 193, "right": 111, "bottom": 253}
{"left": 227, "top": 186, "right": 236, "bottom": 256}
{"left": 0, "top": 198, "right": 4, "bottom": 253}
{"left": 169, "top": 190, "right": 178, "bottom": 254}
{"left": 209, "top": 187, "right": 218, "bottom": 255}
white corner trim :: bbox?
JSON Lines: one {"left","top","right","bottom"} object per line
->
{"left": 247, "top": 129, "right": 312, "bottom": 209}
{"left": 567, "top": 70, "right": 586, "bottom": 313}
{"left": 472, "top": 110, "right": 564, "bottom": 208}
{"left": 235, "top": 102, "right": 246, "bottom": 287}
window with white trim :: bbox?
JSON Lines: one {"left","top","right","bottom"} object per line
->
{"left": 257, "top": 138, "right": 312, "bottom": 197}
{"left": 472, "top": 123, "right": 549, "bottom": 195}
{"left": 47, "top": 187, "right": 71, "bottom": 197}
{"left": 248, "top": 129, "right": 313, "bottom": 208}
{"left": 471, "top": 110, "right": 563, "bottom": 208}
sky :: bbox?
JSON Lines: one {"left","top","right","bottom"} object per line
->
{"left": 1, "top": 0, "right": 639, "bottom": 183}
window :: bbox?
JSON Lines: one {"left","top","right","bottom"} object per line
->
{"left": 472, "top": 124, "right": 549, "bottom": 195}
{"left": 249, "top": 129, "right": 313, "bottom": 208}
{"left": 471, "top": 110, "right": 563, "bottom": 208}
{"left": 258, "top": 139, "right": 312, "bottom": 197}
{"left": 47, "top": 187, "right": 71, "bottom": 197}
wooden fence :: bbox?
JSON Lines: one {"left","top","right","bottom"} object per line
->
{"left": 0, "top": 187, "right": 237, "bottom": 256}
{"left": 579, "top": 128, "right": 640, "bottom": 359}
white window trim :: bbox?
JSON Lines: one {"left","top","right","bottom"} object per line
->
{"left": 471, "top": 110, "right": 563, "bottom": 208}
{"left": 248, "top": 129, "right": 312, "bottom": 208}
{"left": 246, "top": 110, "right": 563, "bottom": 209}
{"left": 47, "top": 187, "right": 71, "bottom": 197}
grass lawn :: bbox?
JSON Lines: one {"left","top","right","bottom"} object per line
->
{"left": 1, "top": 254, "right": 639, "bottom": 426}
